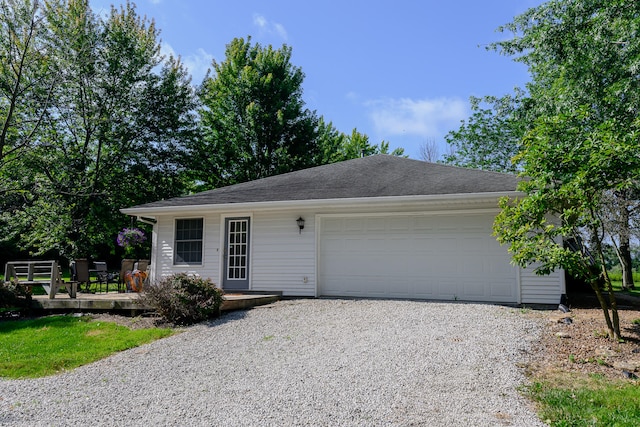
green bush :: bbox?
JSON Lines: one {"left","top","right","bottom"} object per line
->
{"left": 0, "top": 280, "right": 32, "bottom": 316}
{"left": 140, "top": 273, "right": 224, "bottom": 325}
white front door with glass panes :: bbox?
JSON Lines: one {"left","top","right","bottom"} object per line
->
{"left": 223, "top": 217, "right": 250, "bottom": 290}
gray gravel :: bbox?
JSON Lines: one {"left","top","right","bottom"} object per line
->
{"left": 0, "top": 299, "right": 547, "bottom": 426}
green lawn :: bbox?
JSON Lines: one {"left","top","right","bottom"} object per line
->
{"left": 609, "top": 272, "right": 640, "bottom": 298}
{"left": 527, "top": 377, "right": 640, "bottom": 427}
{"left": 0, "top": 315, "right": 174, "bottom": 378}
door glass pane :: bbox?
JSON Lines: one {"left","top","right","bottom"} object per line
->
{"left": 227, "top": 219, "right": 249, "bottom": 281}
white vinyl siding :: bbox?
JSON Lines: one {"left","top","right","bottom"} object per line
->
{"left": 250, "top": 211, "right": 316, "bottom": 296}
{"left": 520, "top": 267, "right": 565, "bottom": 305}
{"left": 154, "top": 213, "right": 221, "bottom": 285}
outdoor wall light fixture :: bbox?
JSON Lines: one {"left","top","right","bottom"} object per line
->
{"left": 296, "top": 217, "right": 305, "bottom": 234}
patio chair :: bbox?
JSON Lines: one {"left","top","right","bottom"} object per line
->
{"left": 136, "top": 259, "right": 150, "bottom": 288}
{"left": 71, "top": 259, "right": 92, "bottom": 293}
{"left": 119, "top": 259, "right": 136, "bottom": 292}
{"left": 135, "top": 259, "right": 149, "bottom": 272}
{"left": 94, "top": 261, "right": 117, "bottom": 293}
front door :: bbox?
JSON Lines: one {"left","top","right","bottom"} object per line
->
{"left": 223, "top": 217, "right": 250, "bottom": 291}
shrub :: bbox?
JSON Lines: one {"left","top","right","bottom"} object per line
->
{"left": 140, "top": 273, "right": 224, "bottom": 325}
{"left": 0, "top": 280, "right": 32, "bottom": 316}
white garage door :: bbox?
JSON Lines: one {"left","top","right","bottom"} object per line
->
{"left": 318, "top": 214, "right": 517, "bottom": 302}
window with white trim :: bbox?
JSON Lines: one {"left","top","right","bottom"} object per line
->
{"left": 175, "top": 218, "right": 203, "bottom": 265}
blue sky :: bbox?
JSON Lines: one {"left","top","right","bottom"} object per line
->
{"left": 90, "top": 0, "right": 544, "bottom": 159}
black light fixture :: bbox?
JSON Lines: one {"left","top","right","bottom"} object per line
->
{"left": 296, "top": 217, "right": 305, "bottom": 234}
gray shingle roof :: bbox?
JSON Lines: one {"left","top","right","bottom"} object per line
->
{"left": 130, "top": 155, "right": 519, "bottom": 209}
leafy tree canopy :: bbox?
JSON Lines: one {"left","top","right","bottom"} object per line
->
{"left": 0, "top": 0, "right": 196, "bottom": 260}
{"left": 491, "top": 0, "right": 640, "bottom": 340}
{"left": 315, "top": 117, "right": 404, "bottom": 164}
{"left": 192, "top": 37, "right": 404, "bottom": 191}
{"left": 443, "top": 92, "right": 528, "bottom": 173}
{"left": 194, "top": 36, "right": 319, "bottom": 189}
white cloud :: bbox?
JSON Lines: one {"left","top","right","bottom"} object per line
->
{"left": 345, "top": 91, "right": 360, "bottom": 102}
{"left": 160, "top": 42, "right": 176, "bottom": 59}
{"left": 274, "top": 23, "right": 288, "bottom": 40}
{"left": 253, "top": 14, "right": 288, "bottom": 41}
{"left": 183, "top": 48, "right": 214, "bottom": 84}
{"left": 253, "top": 14, "right": 267, "bottom": 28}
{"left": 160, "top": 42, "right": 214, "bottom": 85}
{"left": 366, "top": 97, "right": 468, "bottom": 139}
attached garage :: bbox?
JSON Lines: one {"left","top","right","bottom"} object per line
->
{"left": 318, "top": 213, "right": 518, "bottom": 302}
{"left": 122, "top": 155, "right": 565, "bottom": 305}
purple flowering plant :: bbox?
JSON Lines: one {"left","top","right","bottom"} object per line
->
{"left": 117, "top": 227, "right": 147, "bottom": 255}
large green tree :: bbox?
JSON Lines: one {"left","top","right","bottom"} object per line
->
{"left": 0, "top": 0, "right": 57, "bottom": 170}
{"left": 492, "top": 0, "right": 640, "bottom": 340}
{"left": 194, "top": 37, "right": 319, "bottom": 189}
{"left": 443, "top": 92, "right": 528, "bottom": 173}
{"left": 315, "top": 117, "right": 404, "bottom": 164}
{"left": 0, "top": 0, "right": 196, "bottom": 260}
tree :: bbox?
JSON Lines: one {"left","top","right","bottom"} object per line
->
{"left": 418, "top": 138, "right": 439, "bottom": 162}
{"left": 443, "top": 93, "right": 526, "bottom": 173}
{"left": 315, "top": 119, "right": 404, "bottom": 164}
{"left": 194, "top": 37, "right": 319, "bottom": 189}
{"left": 0, "top": 0, "right": 57, "bottom": 170}
{"left": 600, "top": 188, "right": 640, "bottom": 290}
{"left": 315, "top": 117, "right": 405, "bottom": 164}
{"left": 0, "top": 0, "right": 196, "bottom": 259}
{"left": 313, "top": 117, "right": 347, "bottom": 164}
{"left": 492, "top": 0, "right": 640, "bottom": 340}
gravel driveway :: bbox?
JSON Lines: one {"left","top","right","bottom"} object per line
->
{"left": 0, "top": 299, "right": 547, "bottom": 426}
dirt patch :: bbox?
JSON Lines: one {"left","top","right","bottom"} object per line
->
{"left": 526, "top": 292, "right": 640, "bottom": 383}
{"left": 89, "top": 312, "right": 173, "bottom": 330}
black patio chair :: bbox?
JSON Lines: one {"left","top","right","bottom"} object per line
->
{"left": 94, "top": 261, "right": 118, "bottom": 293}
{"left": 71, "top": 259, "right": 92, "bottom": 293}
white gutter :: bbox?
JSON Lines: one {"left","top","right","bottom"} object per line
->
{"left": 120, "top": 191, "right": 524, "bottom": 217}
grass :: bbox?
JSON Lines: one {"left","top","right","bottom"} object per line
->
{"left": 527, "top": 378, "right": 640, "bottom": 427}
{"left": 0, "top": 315, "right": 174, "bottom": 379}
{"left": 612, "top": 281, "right": 640, "bottom": 299}
{"left": 609, "top": 272, "right": 640, "bottom": 298}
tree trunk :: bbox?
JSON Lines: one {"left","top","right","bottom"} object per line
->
{"left": 602, "top": 268, "right": 622, "bottom": 340}
{"left": 615, "top": 191, "right": 634, "bottom": 290}
{"left": 594, "top": 233, "right": 622, "bottom": 340}
{"left": 619, "top": 239, "right": 635, "bottom": 290}
{"left": 591, "top": 280, "right": 616, "bottom": 340}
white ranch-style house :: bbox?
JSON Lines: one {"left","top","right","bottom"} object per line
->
{"left": 121, "top": 155, "right": 565, "bottom": 304}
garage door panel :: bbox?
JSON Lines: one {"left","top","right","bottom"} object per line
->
{"left": 413, "top": 216, "right": 434, "bottom": 231}
{"left": 490, "top": 279, "right": 516, "bottom": 298}
{"left": 319, "top": 214, "right": 517, "bottom": 303}
{"left": 345, "top": 218, "right": 365, "bottom": 232}
{"left": 389, "top": 217, "right": 410, "bottom": 231}
{"left": 365, "top": 217, "right": 385, "bottom": 229}
{"left": 435, "top": 278, "right": 458, "bottom": 300}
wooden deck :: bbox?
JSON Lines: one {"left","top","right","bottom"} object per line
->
{"left": 30, "top": 292, "right": 280, "bottom": 315}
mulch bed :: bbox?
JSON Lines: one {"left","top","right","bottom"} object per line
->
{"left": 527, "top": 292, "right": 640, "bottom": 383}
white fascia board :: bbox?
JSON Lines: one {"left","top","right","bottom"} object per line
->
{"left": 120, "top": 191, "right": 524, "bottom": 218}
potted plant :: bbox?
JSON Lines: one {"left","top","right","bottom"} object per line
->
{"left": 116, "top": 227, "right": 147, "bottom": 258}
